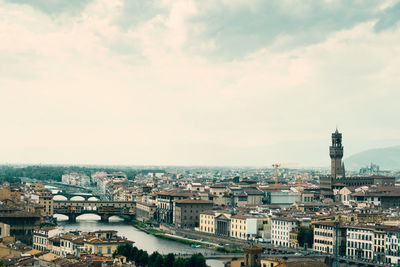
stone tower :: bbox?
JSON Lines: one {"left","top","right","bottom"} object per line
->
{"left": 329, "top": 128, "right": 344, "bottom": 178}
{"left": 243, "top": 244, "right": 262, "bottom": 267}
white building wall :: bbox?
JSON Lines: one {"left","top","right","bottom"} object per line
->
{"left": 313, "top": 224, "right": 334, "bottom": 254}
{"left": 385, "top": 232, "right": 400, "bottom": 264}
{"left": 246, "top": 218, "right": 258, "bottom": 236}
{"left": 271, "top": 219, "right": 298, "bottom": 248}
{"left": 346, "top": 227, "right": 374, "bottom": 260}
{"left": 60, "top": 239, "right": 75, "bottom": 256}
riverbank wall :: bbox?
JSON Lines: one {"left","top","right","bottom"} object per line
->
{"left": 159, "top": 224, "right": 246, "bottom": 251}
{"left": 131, "top": 220, "right": 213, "bottom": 248}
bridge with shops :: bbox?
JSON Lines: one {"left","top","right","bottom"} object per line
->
{"left": 52, "top": 192, "right": 102, "bottom": 201}
{"left": 53, "top": 200, "right": 136, "bottom": 222}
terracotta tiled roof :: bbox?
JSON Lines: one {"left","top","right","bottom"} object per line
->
{"left": 175, "top": 199, "right": 213, "bottom": 204}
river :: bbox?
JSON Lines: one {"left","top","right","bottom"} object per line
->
{"left": 55, "top": 215, "right": 225, "bottom": 267}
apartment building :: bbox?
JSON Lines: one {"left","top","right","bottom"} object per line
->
{"left": 187, "top": 183, "right": 205, "bottom": 192}
{"left": 230, "top": 214, "right": 248, "bottom": 240}
{"left": 289, "top": 228, "right": 299, "bottom": 249}
{"left": 384, "top": 226, "right": 400, "bottom": 265}
{"left": 244, "top": 190, "right": 264, "bottom": 205}
{"left": 83, "top": 230, "right": 133, "bottom": 257}
{"left": 39, "top": 192, "right": 54, "bottom": 217}
{"left": 271, "top": 217, "right": 299, "bottom": 247}
{"left": 156, "top": 191, "right": 191, "bottom": 224}
{"left": 44, "top": 230, "right": 132, "bottom": 258}
{"left": 346, "top": 226, "right": 374, "bottom": 261}
{"left": 374, "top": 227, "right": 386, "bottom": 264}
{"left": 48, "top": 236, "right": 61, "bottom": 256}
{"left": 60, "top": 233, "right": 78, "bottom": 256}
{"left": 33, "top": 227, "right": 63, "bottom": 251}
{"left": 313, "top": 221, "right": 346, "bottom": 256}
{"left": 209, "top": 185, "right": 228, "bottom": 206}
{"left": 313, "top": 222, "right": 335, "bottom": 254}
{"left": 173, "top": 199, "right": 213, "bottom": 228}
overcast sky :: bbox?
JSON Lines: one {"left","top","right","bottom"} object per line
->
{"left": 1, "top": 0, "right": 400, "bottom": 167}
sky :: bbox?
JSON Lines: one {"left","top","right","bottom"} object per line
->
{"left": 1, "top": 0, "right": 400, "bottom": 167}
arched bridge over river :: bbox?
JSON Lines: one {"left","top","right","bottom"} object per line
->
{"left": 53, "top": 200, "right": 135, "bottom": 222}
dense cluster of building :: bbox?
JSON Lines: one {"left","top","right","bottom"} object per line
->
{"left": 1, "top": 227, "right": 132, "bottom": 266}
{"left": 61, "top": 172, "right": 90, "bottom": 187}
{"left": 33, "top": 228, "right": 132, "bottom": 258}
{"left": 0, "top": 129, "right": 400, "bottom": 266}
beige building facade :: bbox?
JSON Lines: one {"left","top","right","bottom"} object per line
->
{"left": 136, "top": 202, "right": 157, "bottom": 222}
{"left": 173, "top": 199, "right": 213, "bottom": 228}
{"left": 39, "top": 192, "right": 54, "bottom": 216}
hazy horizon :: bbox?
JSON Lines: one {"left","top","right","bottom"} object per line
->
{"left": 1, "top": 0, "right": 400, "bottom": 166}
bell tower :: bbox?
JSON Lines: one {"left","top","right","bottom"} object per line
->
{"left": 243, "top": 244, "right": 262, "bottom": 267}
{"left": 329, "top": 128, "right": 344, "bottom": 178}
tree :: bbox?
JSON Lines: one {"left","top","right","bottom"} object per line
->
{"left": 149, "top": 251, "right": 164, "bottom": 267}
{"left": 297, "top": 226, "right": 313, "bottom": 249}
{"left": 164, "top": 253, "right": 175, "bottom": 267}
{"left": 186, "top": 253, "right": 207, "bottom": 267}
{"left": 113, "top": 245, "right": 208, "bottom": 267}
{"left": 131, "top": 246, "right": 139, "bottom": 261}
{"left": 113, "top": 243, "right": 134, "bottom": 260}
{"left": 136, "top": 250, "right": 149, "bottom": 267}
{"left": 172, "top": 257, "right": 186, "bottom": 267}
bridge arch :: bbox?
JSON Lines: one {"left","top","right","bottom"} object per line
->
{"left": 76, "top": 214, "right": 101, "bottom": 221}
{"left": 70, "top": 196, "right": 85, "bottom": 201}
{"left": 53, "top": 195, "right": 68, "bottom": 201}
{"left": 108, "top": 215, "right": 125, "bottom": 221}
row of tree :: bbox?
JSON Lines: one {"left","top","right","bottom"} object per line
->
{"left": 112, "top": 244, "right": 208, "bottom": 267}
{"left": 0, "top": 174, "right": 21, "bottom": 184}
{"left": 0, "top": 165, "right": 168, "bottom": 182}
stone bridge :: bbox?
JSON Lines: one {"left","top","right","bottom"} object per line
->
{"left": 53, "top": 200, "right": 136, "bottom": 222}
{"left": 52, "top": 192, "right": 101, "bottom": 201}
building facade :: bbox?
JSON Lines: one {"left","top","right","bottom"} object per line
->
{"left": 155, "top": 192, "right": 190, "bottom": 224}
{"left": 313, "top": 222, "right": 334, "bottom": 254}
{"left": 39, "top": 192, "right": 54, "bottom": 217}
{"left": 136, "top": 202, "right": 157, "bottom": 222}
{"left": 198, "top": 210, "right": 232, "bottom": 236}
{"left": 33, "top": 227, "right": 63, "bottom": 251}
{"left": 384, "top": 227, "right": 400, "bottom": 265}
{"left": 346, "top": 226, "right": 374, "bottom": 261}
{"left": 173, "top": 199, "right": 213, "bottom": 228}
{"left": 271, "top": 217, "right": 299, "bottom": 248}
{"left": 313, "top": 221, "right": 346, "bottom": 255}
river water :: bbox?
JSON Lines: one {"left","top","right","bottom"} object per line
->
{"left": 56, "top": 215, "right": 225, "bottom": 267}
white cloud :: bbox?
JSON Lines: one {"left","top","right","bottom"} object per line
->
{"left": 0, "top": 0, "right": 399, "bottom": 165}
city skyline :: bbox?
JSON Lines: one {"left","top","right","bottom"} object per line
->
{"left": 1, "top": 0, "right": 400, "bottom": 166}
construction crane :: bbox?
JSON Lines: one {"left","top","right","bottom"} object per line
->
{"left": 297, "top": 175, "right": 302, "bottom": 203}
{"left": 272, "top": 163, "right": 281, "bottom": 184}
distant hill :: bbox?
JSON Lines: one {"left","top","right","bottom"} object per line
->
{"left": 345, "top": 146, "right": 400, "bottom": 170}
